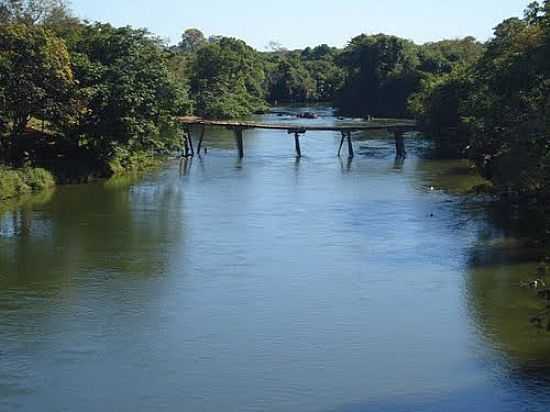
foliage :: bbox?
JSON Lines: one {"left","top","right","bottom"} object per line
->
{"left": 2, "top": 0, "right": 549, "bottom": 208}
{"left": 0, "top": 23, "right": 73, "bottom": 160}
{"left": 0, "top": 0, "right": 72, "bottom": 25}
{"left": 336, "top": 34, "right": 421, "bottom": 118}
{"left": 417, "top": 37, "right": 484, "bottom": 75}
{"left": 264, "top": 45, "right": 343, "bottom": 103}
{"left": 178, "top": 28, "right": 207, "bottom": 53}
{"left": 267, "top": 57, "right": 316, "bottom": 102}
{"left": 465, "top": 6, "right": 550, "bottom": 196}
{"left": 410, "top": 1, "right": 550, "bottom": 201}
{"left": 189, "top": 37, "right": 268, "bottom": 118}
{"left": 58, "top": 23, "right": 192, "bottom": 162}
{"left": 408, "top": 67, "right": 474, "bottom": 150}
{"left": 0, "top": 166, "right": 54, "bottom": 200}
{"left": 107, "top": 148, "right": 162, "bottom": 175}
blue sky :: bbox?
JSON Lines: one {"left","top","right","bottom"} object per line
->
{"left": 70, "top": 0, "right": 528, "bottom": 49}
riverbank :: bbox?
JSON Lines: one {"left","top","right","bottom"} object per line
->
{"left": 0, "top": 167, "right": 55, "bottom": 201}
{"left": 0, "top": 149, "right": 165, "bottom": 203}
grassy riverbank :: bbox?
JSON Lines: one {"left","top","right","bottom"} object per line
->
{"left": 0, "top": 148, "right": 164, "bottom": 203}
{"left": 0, "top": 167, "right": 56, "bottom": 201}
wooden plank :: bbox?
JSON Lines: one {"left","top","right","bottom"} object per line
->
{"left": 178, "top": 117, "right": 416, "bottom": 132}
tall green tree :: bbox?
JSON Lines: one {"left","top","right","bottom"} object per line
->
{"left": 60, "top": 24, "right": 191, "bottom": 164}
{"left": 189, "top": 37, "right": 268, "bottom": 118}
{"left": 0, "top": 23, "right": 73, "bottom": 160}
{"left": 410, "top": 1, "right": 550, "bottom": 199}
{"left": 178, "top": 28, "right": 207, "bottom": 53}
{"left": 268, "top": 57, "right": 316, "bottom": 102}
{"left": 336, "top": 34, "right": 421, "bottom": 118}
{"left": 0, "top": 0, "right": 72, "bottom": 25}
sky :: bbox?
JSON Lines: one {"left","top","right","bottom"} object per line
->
{"left": 70, "top": 0, "right": 528, "bottom": 50}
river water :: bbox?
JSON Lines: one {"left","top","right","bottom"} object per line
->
{"left": 1, "top": 107, "right": 550, "bottom": 411}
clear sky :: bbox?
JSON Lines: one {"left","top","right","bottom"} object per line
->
{"left": 70, "top": 0, "right": 528, "bottom": 49}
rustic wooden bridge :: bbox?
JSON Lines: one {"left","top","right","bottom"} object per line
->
{"left": 178, "top": 117, "right": 417, "bottom": 159}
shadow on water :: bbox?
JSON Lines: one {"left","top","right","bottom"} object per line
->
{"left": 0, "top": 170, "right": 187, "bottom": 407}
{"left": 0, "top": 170, "right": 187, "bottom": 325}
{"left": 397, "top": 139, "right": 550, "bottom": 406}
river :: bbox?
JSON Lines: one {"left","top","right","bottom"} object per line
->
{"left": 1, "top": 107, "right": 550, "bottom": 411}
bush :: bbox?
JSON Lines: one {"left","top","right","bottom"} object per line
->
{"left": 21, "top": 168, "right": 56, "bottom": 190}
{"left": 107, "top": 148, "right": 161, "bottom": 176}
{"left": 0, "top": 167, "right": 55, "bottom": 201}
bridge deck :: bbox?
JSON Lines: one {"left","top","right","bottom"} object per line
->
{"left": 178, "top": 117, "right": 416, "bottom": 132}
{"left": 177, "top": 117, "right": 415, "bottom": 159}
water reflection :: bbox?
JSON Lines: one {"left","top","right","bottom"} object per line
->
{"left": 2, "top": 106, "right": 550, "bottom": 411}
{"left": 179, "top": 157, "right": 193, "bottom": 176}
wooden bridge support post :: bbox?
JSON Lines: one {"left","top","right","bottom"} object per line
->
{"left": 234, "top": 128, "right": 244, "bottom": 158}
{"left": 182, "top": 127, "right": 191, "bottom": 158}
{"left": 347, "top": 131, "right": 354, "bottom": 158}
{"left": 294, "top": 132, "right": 302, "bottom": 158}
{"left": 185, "top": 126, "right": 195, "bottom": 157}
{"left": 394, "top": 130, "right": 407, "bottom": 158}
{"left": 338, "top": 132, "right": 346, "bottom": 157}
{"left": 197, "top": 126, "right": 206, "bottom": 154}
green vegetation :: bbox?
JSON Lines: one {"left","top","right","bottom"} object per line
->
{"left": 189, "top": 37, "right": 268, "bottom": 118}
{"left": 1, "top": 1, "right": 190, "bottom": 189}
{"left": 1, "top": 0, "right": 549, "bottom": 209}
{"left": 336, "top": 34, "right": 484, "bottom": 118}
{"left": 410, "top": 1, "right": 550, "bottom": 203}
{"left": 0, "top": 166, "right": 55, "bottom": 200}
{"left": 265, "top": 45, "right": 344, "bottom": 103}
{"left": 0, "top": 23, "right": 73, "bottom": 161}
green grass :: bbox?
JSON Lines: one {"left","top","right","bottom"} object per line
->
{"left": 0, "top": 167, "right": 56, "bottom": 201}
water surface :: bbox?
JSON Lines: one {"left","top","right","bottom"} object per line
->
{"left": 1, "top": 107, "right": 550, "bottom": 411}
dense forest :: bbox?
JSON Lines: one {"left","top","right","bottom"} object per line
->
{"left": 1, "top": 0, "right": 549, "bottom": 207}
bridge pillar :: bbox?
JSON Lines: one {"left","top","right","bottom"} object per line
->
{"left": 347, "top": 131, "right": 354, "bottom": 158}
{"left": 197, "top": 126, "right": 206, "bottom": 154}
{"left": 338, "top": 132, "right": 346, "bottom": 157}
{"left": 294, "top": 132, "right": 302, "bottom": 158}
{"left": 234, "top": 128, "right": 244, "bottom": 158}
{"left": 394, "top": 130, "right": 407, "bottom": 158}
{"left": 182, "top": 127, "right": 194, "bottom": 158}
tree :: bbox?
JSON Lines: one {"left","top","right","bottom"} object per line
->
{"left": 0, "top": 24, "right": 73, "bottom": 161}
{"left": 178, "top": 28, "right": 206, "bottom": 53}
{"left": 417, "top": 37, "right": 484, "bottom": 75}
{"left": 408, "top": 68, "right": 474, "bottom": 155}
{"left": 337, "top": 34, "right": 421, "bottom": 117}
{"left": 410, "top": 1, "right": 550, "bottom": 199}
{"left": 189, "top": 37, "right": 268, "bottom": 118}
{"left": 0, "top": 0, "right": 72, "bottom": 25}
{"left": 60, "top": 24, "right": 191, "bottom": 164}
{"left": 268, "top": 57, "right": 316, "bottom": 102}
